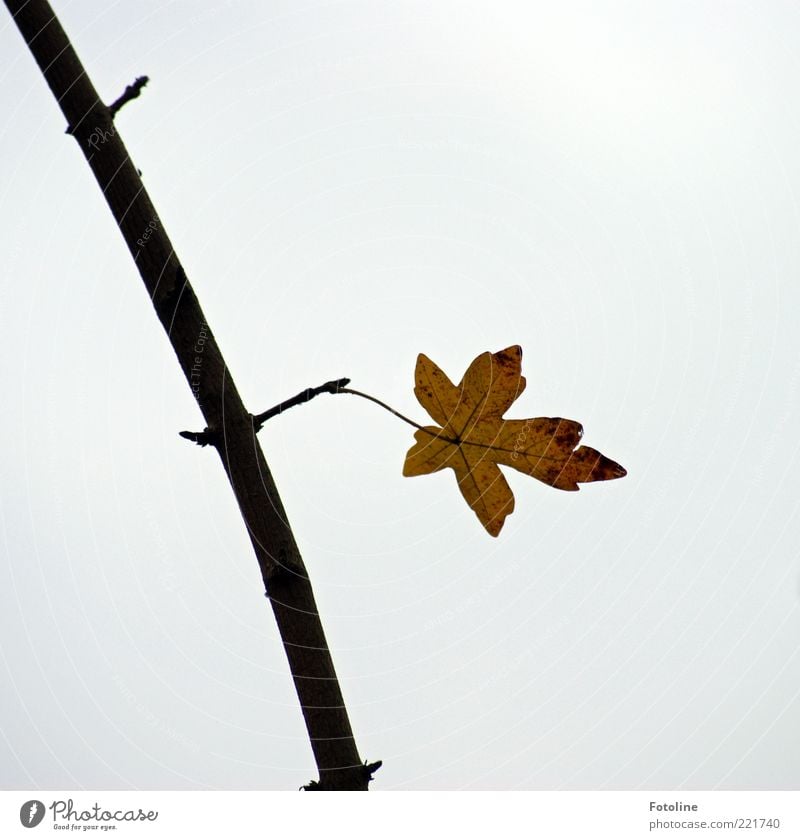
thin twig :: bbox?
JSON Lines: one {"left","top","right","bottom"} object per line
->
{"left": 251, "top": 378, "right": 350, "bottom": 431}
{"left": 108, "top": 75, "right": 149, "bottom": 118}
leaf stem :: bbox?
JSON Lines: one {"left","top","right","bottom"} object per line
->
{"left": 336, "top": 387, "right": 430, "bottom": 433}
{"left": 338, "top": 388, "right": 460, "bottom": 444}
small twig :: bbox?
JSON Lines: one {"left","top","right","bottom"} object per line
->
{"left": 252, "top": 378, "right": 351, "bottom": 432}
{"left": 178, "top": 428, "right": 217, "bottom": 447}
{"left": 108, "top": 75, "right": 149, "bottom": 118}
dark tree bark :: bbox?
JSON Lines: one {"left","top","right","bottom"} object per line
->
{"left": 6, "top": 0, "right": 376, "bottom": 791}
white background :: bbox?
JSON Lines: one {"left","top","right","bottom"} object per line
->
{"left": 1, "top": 1, "right": 799, "bottom": 790}
{"left": 3, "top": 791, "right": 798, "bottom": 840}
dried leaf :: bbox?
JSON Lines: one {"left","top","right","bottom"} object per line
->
{"left": 403, "top": 346, "right": 626, "bottom": 536}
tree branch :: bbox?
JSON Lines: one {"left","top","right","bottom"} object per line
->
{"left": 5, "top": 0, "right": 376, "bottom": 791}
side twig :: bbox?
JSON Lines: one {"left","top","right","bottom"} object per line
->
{"left": 251, "top": 378, "right": 350, "bottom": 432}
{"left": 108, "top": 75, "right": 149, "bottom": 118}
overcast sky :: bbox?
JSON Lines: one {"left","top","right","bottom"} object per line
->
{"left": 1, "top": 1, "right": 799, "bottom": 790}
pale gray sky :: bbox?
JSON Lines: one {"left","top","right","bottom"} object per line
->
{"left": 1, "top": 1, "right": 799, "bottom": 790}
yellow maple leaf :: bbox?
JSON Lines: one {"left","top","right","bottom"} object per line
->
{"left": 402, "top": 346, "right": 626, "bottom": 536}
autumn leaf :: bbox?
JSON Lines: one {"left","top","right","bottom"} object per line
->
{"left": 402, "top": 346, "right": 626, "bottom": 536}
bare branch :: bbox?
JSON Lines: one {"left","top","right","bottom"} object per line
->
{"left": 5, "top": 0, "right": 376, "bottom": 791}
